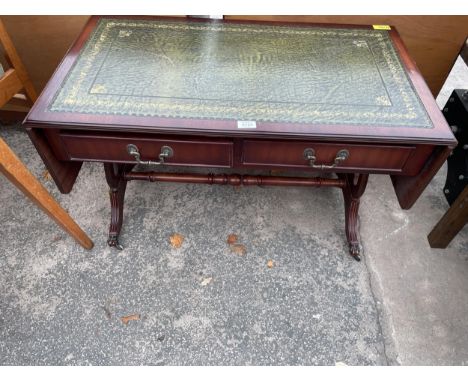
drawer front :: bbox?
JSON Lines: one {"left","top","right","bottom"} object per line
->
{"left": 59, "top": 132, "right": 233, "bottom": 168}
{"left": 242, "top": 140, "right": 415, "bottom": 173}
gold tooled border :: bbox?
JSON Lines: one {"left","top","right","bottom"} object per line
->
{"left": 50, "top": 19, "right": 433, "bottom": 128}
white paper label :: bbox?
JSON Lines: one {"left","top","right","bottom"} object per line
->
{"left": 237, "top": 121, "right": 257, "bottom": 129}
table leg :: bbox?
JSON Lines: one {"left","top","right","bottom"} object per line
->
{"left": 339, "top": 173, "right": 369, "bottom": 261}
{"left": 104, "top": 163, "right": 134, "bottom": 250}
{"left": 427, "top": 185, "right": 468, "bottom": 248}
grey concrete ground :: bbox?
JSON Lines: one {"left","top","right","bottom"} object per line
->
{"left": 0, "top": 57, "right": 467, "bottom": 366}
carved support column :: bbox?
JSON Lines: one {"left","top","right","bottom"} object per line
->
{"left": 339, "top": 173, "right": 369, "bottom": 261}
{"left": 104, "top": 163, "right": 134, "bottom": 249}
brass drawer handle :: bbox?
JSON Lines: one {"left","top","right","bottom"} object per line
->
{"left": 127, "top": 144, "right": 173, "bottom": 165}
{"left": 303, "top": 148, "right": 350, "bottom": 170}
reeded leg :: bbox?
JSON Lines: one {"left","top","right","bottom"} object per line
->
{"left": 104, "top": 163, "right": 134, "bottom": 250}
{"left": 338, "top": 173, "right": 369, "bottom": 261}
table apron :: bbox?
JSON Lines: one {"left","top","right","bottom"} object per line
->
{"left": 44, "top": 129, "right": 435, "bottom": 176}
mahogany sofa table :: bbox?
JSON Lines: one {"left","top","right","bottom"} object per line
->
{"left": 24, "top": 16, "right": 457, "bottom": 260}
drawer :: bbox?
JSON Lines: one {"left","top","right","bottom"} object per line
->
{"left": 58, "top": 132, "right": 233, "bottom": 168}
{"left": 242, "top": 140, "right": 416, "bottom": 173}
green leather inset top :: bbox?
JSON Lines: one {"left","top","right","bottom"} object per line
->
{"left": 49, "top": 18, "right": 433, "bottom": 128}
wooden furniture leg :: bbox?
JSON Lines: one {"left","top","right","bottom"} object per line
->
{"left": 0, "top": 137, "right": 93, "bottom": 249}
{"left": 339, "top": 173, "right": 369, "bottom": 261}
{"left": 104, "top": 163, "right": 134, "bottom": 250}
{"left": 428, "top": 185, "right": 468, "bottom": 248}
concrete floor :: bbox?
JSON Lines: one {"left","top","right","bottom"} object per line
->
{"left": 0, "top": 58, "right": 467, "bottom": 366}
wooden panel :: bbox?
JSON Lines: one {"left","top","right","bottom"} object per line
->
{"left": 225, "top": 16, "right": 468, "bottom": 96}
{"left": 242, "top": 140, "right": 416, "bottom": 174}
{"left": 59, "top": 131, "right": 234, "bottom": 168}
{"left": 392, "top": 145, "right": 453, "bottom": 209}
{"left": 26, "top": 127, "right": 82, "bottom": 194}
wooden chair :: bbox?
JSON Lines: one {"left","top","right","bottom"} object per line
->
{"left": 0, "top": 19, "right": 93, "bottom": 250}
